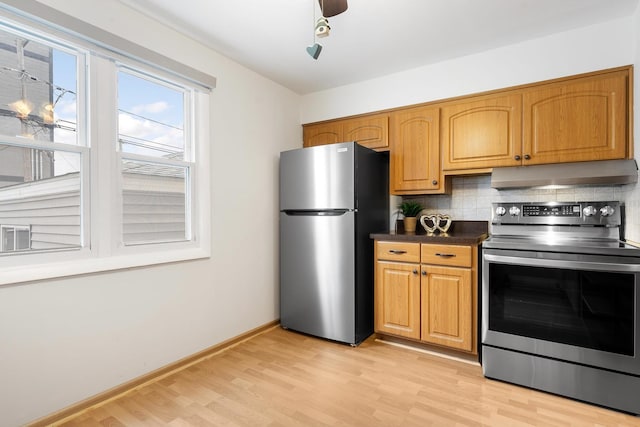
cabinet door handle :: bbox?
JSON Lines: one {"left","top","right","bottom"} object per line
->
{"left": 412, "top": 269, "right": 419, "bottom": 275}
{"left": 514, "top": 155, "right": 521, "bottom": 161}
{"left": 421, "top": 271, "right": 427, "bottom": 276}
{"left": 524, "top": 154, "right": 531, "bottom": 160}
{"left": 435, "top": 253, "right": 456, "bottom": 258}
{"left": 432, "top": 179, "right": 438, "bottom": 185}
{"left": 389, "top": 249, "right": 407, "bottom": 255}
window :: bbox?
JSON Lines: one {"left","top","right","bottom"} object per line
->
{"left": 0, "top": 24, "right": 86, "bottom": 254}
{"left": 0, "top": 8, "right": 212, "bottom": 285}
{"left": 1, "top": 225, "right": 30, "bottom": 252}
{"left": 117, "top": 68, "right": 192, "bottom": 245}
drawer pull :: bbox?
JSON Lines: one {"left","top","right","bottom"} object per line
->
{"left": 435, "top": 253, "right": 456, "bottom": 258}
{"left": 389, "top": 249, "right": 407, "bottom": 255}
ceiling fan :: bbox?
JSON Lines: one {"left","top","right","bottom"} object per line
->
{"left": 318, "top": 0, "right": 348, "bottom": 17}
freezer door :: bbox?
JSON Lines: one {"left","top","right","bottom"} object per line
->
{"left": 280, "top": 210, "right": 356, "bottom": 343}
{"left": 280, "top": 142, "right": 355, "bottom": 210}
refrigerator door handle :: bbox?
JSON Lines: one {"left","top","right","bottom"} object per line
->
{"left": 283, "top": 209, "right": 351, "bottom": 216}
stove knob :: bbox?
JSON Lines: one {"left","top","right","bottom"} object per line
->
{"left": 600, "top": 205, "right": 615, "bottom": 217}
{"left": 583, "top": 206, "right": 597, "bottom": 217}
{"left": 495, "top": 206, "right": 506, "bottom": 216}
{"left": 509, "top": 206, "right": 521, "bottom": 216}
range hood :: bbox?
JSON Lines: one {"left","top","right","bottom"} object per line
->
{"left": 491, "top": 159, "right": 638, "bottom": 189}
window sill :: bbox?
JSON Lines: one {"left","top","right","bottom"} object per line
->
{"left": 0, "top": 246, "right": 210, "bottom": 286}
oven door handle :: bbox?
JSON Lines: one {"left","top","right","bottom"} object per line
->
{"left": 483, "top": 253, "right": 640, "bottom": 273}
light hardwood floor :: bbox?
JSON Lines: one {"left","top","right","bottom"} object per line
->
{"left": 57, "top": 327, "right": 639, "bottom": 426}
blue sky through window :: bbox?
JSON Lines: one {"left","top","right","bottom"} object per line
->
{"left": 49, "top": 50, "right": 186, "bottom": 159}
{"left": 2, "top": 26, "right": 187, "bottom": 175}
{"left": 118, "top": 70, "right": 185, "bottom": 159}
{"left": 51, "top": 48, "right": 77, "bottom": 145}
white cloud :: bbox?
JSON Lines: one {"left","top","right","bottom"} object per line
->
{"left": 131, "top": 101, "right": 169, "bottom": 115}
{"left": 118, "top": 113, "right": 183, "bottom": 157}
{"left": 54, "top": 97, "right": 76, "bottom": 119}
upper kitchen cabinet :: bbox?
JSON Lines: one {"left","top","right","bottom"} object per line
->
{"left": 522, "top": 68, "right": 630, "bottom": 165}
{"left": 303, "top": 65, "right": 632, "bottom": 187}
{"left": 441, "top": 93, "right": 523, "bottom": 171}
{"left": 390, "top": 106, "right": 445, "bottom": 194}
{"left": 441, "top": 66, "right": 631, "bottom": 172}
{"left": 342, "top": 114, "right": 389, "bottom": 150}
{"left": 303, "top": 121, "right": 343, "bottom": 147}
{"left": 302, "top": 113, "right": 389, "bottom": 151}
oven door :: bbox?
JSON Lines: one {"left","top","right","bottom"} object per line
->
{"left": 482, "top": 248, "right": 640, "bottom": 376}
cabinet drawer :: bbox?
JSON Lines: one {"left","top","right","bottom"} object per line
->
{"left": 376, "top": 241, "right": 420, "bottom": 263}
{"left": 421, "top": 244, "right": 472, "bottom": 267}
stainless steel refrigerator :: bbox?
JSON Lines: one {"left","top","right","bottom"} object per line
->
{"left": 279, "top": 142, "right": 388, "bottom": 345}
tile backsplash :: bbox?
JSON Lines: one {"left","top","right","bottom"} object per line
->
{"left": 401, "top": 175, "right": 640, "bottom": 243}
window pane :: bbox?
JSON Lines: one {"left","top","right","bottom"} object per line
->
{"left": 0, "top": 28, "right": 78, "bottom": 144}
{"left": 122, "top": 159, "right": 187, "bottom": 245}
{"left": 2, "top": 228, "right": 14, "bottom": 251}
{"left": 16, "top": 227, "right": 30, "bottom": 250}
{"left": 118, "top": 71, "right": 185, "bottom": 159}
{"left": 0, "top": 143, "right": 81, "bottom": 254}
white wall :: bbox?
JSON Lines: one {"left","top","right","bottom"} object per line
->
{"left": 0, "top": 1, "right": 301, "bottom": 426}
{"left": 301, "top": 13, "right": 640, "bottom": 242}
{"left": 301, "top": 17, "right": 635, "bottom": 123}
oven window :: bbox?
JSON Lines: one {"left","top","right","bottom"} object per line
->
{"left": 488, "top": 263, "right": 634, "bottom": 356}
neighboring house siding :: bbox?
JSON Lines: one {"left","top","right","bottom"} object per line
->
{"left": 123, "top": 190, "right": 185, "bottom": 243}
{"left": 0, "top": 172, "right": 80, "bottom": 251}
{"left": 0, "top": 171, "right": 185, "bottom": 252}
{"left": 122, "top": 173, "right": 186, "bottom": 244}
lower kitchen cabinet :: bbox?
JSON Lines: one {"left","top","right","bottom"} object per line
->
{"left": 374, "top": 240, "right": 478, "bottom": 354}
{"left": 375, "top": 260, "right": 421, "bottom": 339}
{"left": 421, "top": 265, "right": 473, "bottom": 351}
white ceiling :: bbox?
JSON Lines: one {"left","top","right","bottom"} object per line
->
{"left": 120, "top": 0, "right": 639, "bottom": 94}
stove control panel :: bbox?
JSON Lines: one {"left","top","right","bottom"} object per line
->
{"left": 492, "top": 201, "right": 621, "bottom": 226}
{"left": 522, "top": 204, "right": 581, "bottom": 217}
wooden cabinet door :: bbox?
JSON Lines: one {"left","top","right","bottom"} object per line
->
{"left": 441, "top": 93, "right": 522, "bottom": 170}
{"left": 522, "top": 70, "right": 629, "bottom": 165}
{"left": 375, "top": 261, "right": 421, "bottom": 340}
{"left": 390, "top": 106, "right": 442, "bottom": 194}
{"left": 343, "top": 114, "right": 389, "bottom": 150}
{"left": 303, "top": 122, "right": 343, "bottom": 147}
{"left": 420, "top": 265, "right": 473, "bottom": 351}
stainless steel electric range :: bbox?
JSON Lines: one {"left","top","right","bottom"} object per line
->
{"left": 482, "top": 201, "right": 640, "bottom": 415}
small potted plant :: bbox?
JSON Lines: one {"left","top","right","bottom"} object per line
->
{"left": 398, "top": 200, "right": 424, "bottom": 233}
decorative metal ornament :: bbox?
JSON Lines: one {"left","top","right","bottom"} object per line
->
{"left": 420, "top": 214, "right": 452, "bottom": 234}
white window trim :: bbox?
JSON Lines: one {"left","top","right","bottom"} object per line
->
{"left": 0, "top": 10, "right": 212, "bottom": 287}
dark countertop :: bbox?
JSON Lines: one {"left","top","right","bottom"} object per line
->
{"left": 370, "top": 220, "right": 489, "bottom": 245}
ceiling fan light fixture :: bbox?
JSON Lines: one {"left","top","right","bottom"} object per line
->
{"left": 306, "top": 43, "right": 323, "bottom": 60}
{"left": 318, "top": 0, "right": 348, "bottom": 17}
{"left": 315, "top": 17, "right": 330, "bottom": 38}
